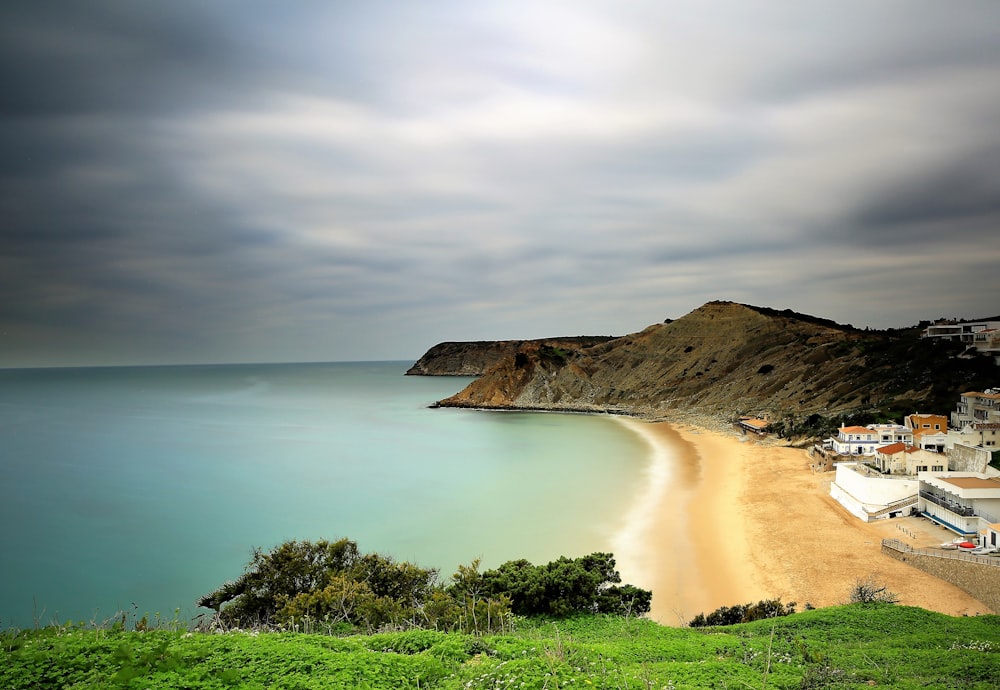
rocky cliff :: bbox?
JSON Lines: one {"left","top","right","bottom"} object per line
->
{"left": 405, "top": 336, "right": 617, "bottom": 376}
{"left": 431, "top": 301, "right": 997, "bottom": 427}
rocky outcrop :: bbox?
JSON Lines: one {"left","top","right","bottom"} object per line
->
{"left": 405, "top": 336, "right": 617, "bottom": 376}
{"left": 434, "top": 301, "right": 930, "bottom": 422}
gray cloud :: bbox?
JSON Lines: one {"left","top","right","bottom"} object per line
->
{"left": 2, "top": 1, "right": 1000, "bottom": 366}
{"left": 853, "top": 149, "right": 1000, "bottom": 233}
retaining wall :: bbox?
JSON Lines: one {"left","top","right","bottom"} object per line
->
{"left": 881, "top": 539, "right": 1000, "bottom": 613}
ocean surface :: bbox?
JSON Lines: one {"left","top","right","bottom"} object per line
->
{"left": 0, "top": 361, "right": 656, "bottom": 628}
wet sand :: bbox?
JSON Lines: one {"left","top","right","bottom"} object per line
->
{"left": 614, "top": 420, "right": 992, "bottom": 625}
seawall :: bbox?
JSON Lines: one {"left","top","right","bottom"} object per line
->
{"left": 881, "top": 539, "right": 999, "bottom": 613}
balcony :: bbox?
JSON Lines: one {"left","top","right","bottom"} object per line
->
{"left": 920, "top": 490, "right": 976, "bottom": 517}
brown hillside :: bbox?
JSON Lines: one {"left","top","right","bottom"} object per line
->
{"left": 436, "top": 301, "right": 916, "bottom": 421}
{"left": 405, "top": 336, "right": 617, "bottom": 376}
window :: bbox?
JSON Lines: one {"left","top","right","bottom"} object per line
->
{"left": 917, "top": 465, "right": 928, "bottom": 472}
{"left": 923, "top": 424, "right": 930, "bottom": 428}
{"left": 932, "top": 465, "right": 944, "bottom": 472}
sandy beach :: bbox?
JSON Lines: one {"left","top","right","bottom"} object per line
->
{"left": 615, "top": 420, "right": 992, "bottom": 626}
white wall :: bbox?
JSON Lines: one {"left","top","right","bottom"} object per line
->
{"left": 830, "top": 463, "right": 918, "bottom": 522}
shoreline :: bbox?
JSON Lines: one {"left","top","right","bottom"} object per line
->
{"left": 614, "top": 418, "right": 993, "bottom": 624}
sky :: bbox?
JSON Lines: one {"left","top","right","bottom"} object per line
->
{"left": 2, "top": 1, "right": 1000, "bottom": 367}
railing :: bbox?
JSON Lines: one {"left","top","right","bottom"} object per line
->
{"left": 919, "top": 490, "right": 976, "bottom": 517}
{"left": 867, "top": 495, "right": 917, "bottom": 519}
{"left": 882, "top": 538, "right": 1000, "bottom": 567}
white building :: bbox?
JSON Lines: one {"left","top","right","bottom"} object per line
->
{"left": 923, "top": 320, "right": 1000, "bottom": 343}
{"left": 905, "top": 413, "right": 948, "bottom": 452}
{"left": 987, "top": 523, "right": 1000, "bottom": 551}
{"left": 915, "top": 430, "right": 949, "bottom": 453}
{"left": 830, "top": 463, "right": 919, "bottom": 522}
{"left": 829, "top": 424, "right": 912, "bottom": 456}
{"left": 829, "top": 426, "right": 881, "bottom": 456}
{"left": 869, "top": 423, "right": 913, "bottom": 445}
{"left": 918, "top": 473, "right": 1000, "bottom": 538}
{"left": 951, "top": 390, "right": 1000, "bottom": 434}
{"left": 874, "top": 443, "right": 946, "bottom": 475}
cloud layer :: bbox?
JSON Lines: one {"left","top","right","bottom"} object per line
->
{"left": 3, "top": 1, "right": 999, "bottom": 366}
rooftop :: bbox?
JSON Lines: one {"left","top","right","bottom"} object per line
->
{"left": 960, "top": 391, "right": 1000, "bottom": 400}
{"left": 938, "top": 476, "right": 1000, "bottom": 490}
{"left": 877, "top": 442, "right": 918, "bottom": 455}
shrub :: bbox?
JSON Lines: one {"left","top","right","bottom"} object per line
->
{"left": 848, "top": 576, "right": 899, "bottom": 605}
{"left": 199, "top": 540, "right": 647, "bottom": 632}
{"left": 688, "top": 598, "right": 796, "bottom": 627}
{"left": 480, "top": 552, "right": 652, "bottom": 618}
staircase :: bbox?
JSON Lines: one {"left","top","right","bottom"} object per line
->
{"left": 866, "top": 495, "right": 918, "bottom": 520}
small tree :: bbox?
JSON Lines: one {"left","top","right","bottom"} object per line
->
{"left": 198, "top": 538, "right": 362, "bottom": 626}
{"left": 480, "top": 552, "right": 651, "bottom": 617}
{"left": 688, "top": 599, "right": 796, "bottom": 627}
{"left": 849, "top": 576, "right": 899, "bottom": 605}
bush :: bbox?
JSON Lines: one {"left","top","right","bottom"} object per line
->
{"left": 848, "top": 576, "right": 899, "bottom": 605}
{"left": 688, "top": 598, "right": 796, "bottom": 627}
{"left": 198, "top": 538, "right": 363, "bottom": 626}
{"left": 480, "top": 552, "right": 652, "bottom": 618}
{"left": 199, "top": 540, "right": 648, "bottom": 632}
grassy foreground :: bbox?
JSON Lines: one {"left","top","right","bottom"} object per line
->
{"left": 2, "top": 605, "right": 997, "bottom": 689}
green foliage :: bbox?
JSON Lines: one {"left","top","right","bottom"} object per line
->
{"left": 3, "top": 606, "right": 998, "bottom": 689}
{"left": 538, "top": 345, "right": 572, "bottom": 365}
{"left": 202, "top": 542, "right": 649, "bottom": 634}
{"left": 480, "top": 552, "right": 652, "bottom": 618}
{"left": 688, "top": 598, "right": 796, "bottom": 627}
{"left": 199, "top": 538, "right": 363, "bottom": 625}
{"left": 202, "top": 539, "right": 448, "bottom": 632}
{"left": 770, "top": 325, "right": 999, "bottom": 441}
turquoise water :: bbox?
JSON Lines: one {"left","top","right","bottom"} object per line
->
{"left": 0, "top": 362, "right": 651, "bottom": 628}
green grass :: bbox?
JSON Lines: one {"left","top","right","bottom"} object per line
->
{"left": 2, "top": 605, "right": 998, "bottom": 689}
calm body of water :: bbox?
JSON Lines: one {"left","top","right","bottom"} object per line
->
{"left": 0, "top": 362, "right": 652, "bottom": 628}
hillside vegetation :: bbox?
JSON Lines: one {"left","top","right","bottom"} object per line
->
{"left": 195, "top": 539, "right": 650, "bottom": 635}
{"left": 433, "top": 301, "right": 998, "bottom": 439}
{"left": 3, "top": 606, "right": 998, "bottom": 689}
{"left": 406, "top": 336, "right": 617, "bottom": 376}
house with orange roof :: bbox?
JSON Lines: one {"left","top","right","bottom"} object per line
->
{"left": 828, "top": 423, "right": 912, "bottom": 456}
{"left": 874, "top": 442, "right": 946, "bottom": 475}
{"left": 738, "top": 417, "right": 769, "bottom": 435}
{"left": 829, "top": 425, "right": 881, "bottom": 455}
{"left": 904, "top": 413, "right": 949, "bottom": 452}
{"left": 906, "top": 412, "right": 948, "bottom": 433}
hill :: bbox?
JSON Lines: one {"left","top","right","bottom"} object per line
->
{"left": 3, "top": 606, "right": 998, "bottom": 688}
{"left": 405, "top": 336, "right": 618, "bottom": 376}
{"left": 430, "top": 301, "right": 997, "bottom": 437}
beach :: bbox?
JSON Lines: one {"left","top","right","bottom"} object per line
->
{"left": 614, "top": 419, "right": 992, "bottom": 626}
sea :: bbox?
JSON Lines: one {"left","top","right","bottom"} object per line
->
{"left": 0, "top": 361, "right": 658, "bottom": 629}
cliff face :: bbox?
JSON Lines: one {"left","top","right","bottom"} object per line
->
{"left": 405, "top": 336, "right": 617, "bottom": 376}
{"left": 435, "top": 301, "right": 921, "bottom": 419}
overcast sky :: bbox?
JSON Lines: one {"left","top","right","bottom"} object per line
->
{"left": 2, "top": 1, "right": 999, "bottom": 367}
